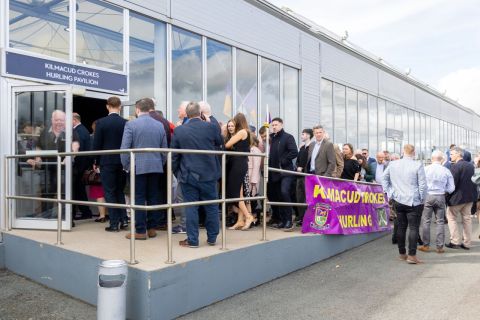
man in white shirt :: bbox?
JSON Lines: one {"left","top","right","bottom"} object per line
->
{"left": 418, "top": 150, "right": 455, "bottom": 253}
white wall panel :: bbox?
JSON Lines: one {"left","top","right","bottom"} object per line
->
{"left": 125, "top": 0, "right": 169, "bottom": 16}
{"left": 302, "top": 93, "right": 320, "bottom": 128}
{"left": 378, "top": 70, "right": 414, "bottom": 107}
{"left": 321, "top": 42, "right": 378, "bottom": 94}
{"left": 415, "top": 88, "right": 441, "bottom": 115}
{"left": 170, "top": 0, "right": 301, "bottom": 65}
{"left": 300, "top": 35, "right": 320, "bottom": 129}
{"left": 459, "top": 110, "right": 473, "bottom": 130}
{"left": 441, "top": 101, "right": 459, "bottom": 125}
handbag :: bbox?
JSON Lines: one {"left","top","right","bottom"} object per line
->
{"left": 82, "top": 169, "right": 101, "bottom": 185}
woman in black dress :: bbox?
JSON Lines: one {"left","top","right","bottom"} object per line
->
{"left": 225, "top": 113, "right": 255, "bottom": 230}
{"left": 341, "top": 143, "right": 361, "bottom": 181}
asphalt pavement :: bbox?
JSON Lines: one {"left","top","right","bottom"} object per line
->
{"left": 1, "top": 222, "right": 479, "bottom": 320}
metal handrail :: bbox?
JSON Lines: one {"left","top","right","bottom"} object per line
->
{"left": 3, "top": 147, "right": 267, "bottom": 265}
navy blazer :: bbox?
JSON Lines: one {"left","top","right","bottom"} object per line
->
{"left": 447, "top": 159, "right": 477, "bottom": 206}
{"left": 73, "top": 123, "right": 92, "bottom": 171}
{"left": 93, "top": 113, "right": 127, "bottom": 166}
{"left": 171, "top": 118, "right": 224, "bottom": 183}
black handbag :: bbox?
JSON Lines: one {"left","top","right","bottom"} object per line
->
{"left": 82, "top": 169, "right": 101, "bottom": 185}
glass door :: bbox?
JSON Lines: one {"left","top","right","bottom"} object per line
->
{"left": 11, "top": 85, "right": 73, "bottom": 230}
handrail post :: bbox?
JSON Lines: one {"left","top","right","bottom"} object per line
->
{"left": 220, "top": 153, "right": 227, "bottom": 250}
{"left": 129, "top": 151, "right": 138, "bottom": 264}
{"left": 261, "top": 136, "right": 269, "bottom": 241}
{"left": 165, "top": 151, "right": 175, "bottom": 264}
{"left": 56, "top": 155, "right": 63, "bottom": 245}
{"left": 4, "top": 156, "right": 10, "bottom": 231}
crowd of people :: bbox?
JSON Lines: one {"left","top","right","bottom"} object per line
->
{"left": 22, "top": 96, "right": 480, "bottom": 253}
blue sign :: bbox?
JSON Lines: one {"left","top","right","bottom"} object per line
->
{"left": 5, "top": 51, "right": 127, "bottom": 94}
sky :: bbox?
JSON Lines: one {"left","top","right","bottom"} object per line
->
{"left": 270, "top": 0, "right": 480, "bottom": 113}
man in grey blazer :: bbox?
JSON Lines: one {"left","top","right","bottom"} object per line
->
{"left": 121, "top": 98, "right": 167, "bottom": 240}
{"left": 306, "top": 125, "right": 336, "bottom": 177}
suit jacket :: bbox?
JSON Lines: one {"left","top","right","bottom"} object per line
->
{"left": 93, "top": 113, "right": 127, "bottom": 166}
{"left": 268, "top": 129, "right": 298, "bottom": 182}
{"left": 307, "top": 139, "right": 336, "bottom": 177}
{"left": 73, "top": 123, "right": 92, "bottom": 171}
{"left": 171, "top": 118, "right": 223, "bottom": 183}
{"left": 149, "top": 110, "right": 172, "bottom": 147}
{"left": 332, "top": 144, "right": 344, "bottom": 178}
{"left": 447, "top": 159, "right": 476, "bottom": 206}
{"left": 120, "top": 114, "right": 167, "bottom": 175}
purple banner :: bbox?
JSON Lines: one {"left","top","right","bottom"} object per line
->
{"left": 302, "top": 175, "right": 391, "bottom": 235}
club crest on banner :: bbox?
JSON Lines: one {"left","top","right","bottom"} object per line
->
{"left": 311, "top": 203, "right": 330, "bottom": 230}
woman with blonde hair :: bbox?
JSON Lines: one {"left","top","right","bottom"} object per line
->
{"left": 225, "top": 113, "right": 255, "bottom": 230}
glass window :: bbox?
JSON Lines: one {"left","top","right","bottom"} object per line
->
{"left": 333, "top": 83, "right": 346, "bottom": 145}
{"left": 172, "top": 27, "right": 202, "bottom": 116}
{"left": 261, "top": 58, "right": 280, "bottom": 123}
{"left": 129, "top": 13, "right": 166, "bottom": 112}
{"left": 236, "top": 49, "right": 258, "bottom": 127}
{"left": 283, "top": 66, "right": 299, "bottom": 141}
{"left": 76, "top": 0, "right": 124, "bottom": 70}
{"left": 408, "top": 110, "right": 415, "bottom": 145}
{"left": 386, "top": 101, "right": 395, "bottom": 130}
{"left": 320, "top": 79, "right": 333, "bottom": 136}
{"left": 425, "top": 116, "right": 431, "bottom": 156}
{"left": 420, "top": 113, "right": 426, "bottom": 160}
{"left": 378, "top": 99, "right": 386, "bottom": 151}
{"left": 346, "top": 88, "right": 358, "bottom": 147}
{"left": 415, "top": 112, "right": 421, "bottom": 158}
{"left": 368, "top": 95, "right": 377, "bottom": 152}
{"left": 401, "top": 107, "right": 408, "bottom": 146}
{"left": 358, "top": 92, "right": 368, "bottom": 149}
{"left": 207, "top": 39, "right": 232, "bottom": 124}
{"left": 9, "top": 0, "right": 70, "bottom": 60}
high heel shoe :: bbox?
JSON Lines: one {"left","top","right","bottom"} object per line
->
{"left": 228, "top": 223, "right": 245, "bottom": 230}
{"left": 241, "top": 216, "right": 255, "bottom": 230}
{"left": 95, "top": 217, "right": 106, "bottom": 223}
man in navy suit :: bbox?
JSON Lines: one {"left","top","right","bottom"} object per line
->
{"left": 171, "top": 102, "right": 223, "bottom": 248}
{"left": 93, "top": 97, "right": 128, "bottom": 232}
{"left": 121, "top": 98, "right": 167, "bottom": 240}
{"left": 72, "top": 113, "right": 93, "bottom": 219}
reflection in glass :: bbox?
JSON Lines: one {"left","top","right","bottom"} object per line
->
{"left": 172, "top": 27, "right": 202, "bottom": 118}
{"left": 408, "top": 109, "right": 415, "bottom": 145}
{"left": 368, "top": 95, "right": 377, "bottom": 153}
{"left": 402, "top": 107, "right": 408, "bottom": 146}
{"left": 207, "top": 40, "right": 232, "bottom": 124}
{"left": 415, "top": 112, "right": 421, "bottom": 158}
{"left": 261, "top": 58, "right": 280, "bottom": 124}
{"left": 333, "top": 83, "right": 346, "bottom": 145}
{"left": 236, "top": 50, "right": 258, "bottom": 127}
{"left": 76, "top": 0, "right": 124, "bottom": 70}
{"left": 9, "top": 0, "right": 70, "bottom": 60}
{"left": 377, "top": 99, "right": 386, "bottom": 151}
{"left": 358, "top": 92, "right": 368, "bottom": 149}
{"left": 320, "top": 79, "right": 333, "bottom": 137}
{"left": 283, "top": 66, "right": 299, "bottom": 140}
{"left": 346, "top": 88, "right": 357, "bottom": 147}
{"left": 129, "top": 13, "right": 166, "bottom": 112}
{"left": 15, "top": 91, "right": 66, "bottom": 220}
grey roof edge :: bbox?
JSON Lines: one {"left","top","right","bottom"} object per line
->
{"left": 250, "top": 0, "right": 479, "bottom": 118}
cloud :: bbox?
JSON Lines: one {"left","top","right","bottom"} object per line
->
{"left": 437, "top": 68, "right": 480, "bottom": 114}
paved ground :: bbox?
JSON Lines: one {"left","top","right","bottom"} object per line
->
{"left": 181, "top": 222, "right": 480, "bottom": 320}
{"left": 0, "top": 269, "right": 96, "bottom": 320}
{"left": 1, "top": 222, "right": 479, "bottom": 320}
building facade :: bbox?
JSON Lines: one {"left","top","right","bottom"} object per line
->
{"left": 1, "top": 0, "right": 479, "bottom": 230}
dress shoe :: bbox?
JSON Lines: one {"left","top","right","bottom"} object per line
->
{"left": 398, "top": 254, "right": 407, "bottom": 261}
{"left": 105, "top": 226, "right": 119, "bottom": 232}
{"left": 179, "top": 239, "right": 199, "bottom": 248}
{"left": 95, "top": 217, "right": 106, "bottom": 223}
{"left": 125, "top": 233, "right": 147, "bottom": 240}
{"left": 283, "top": 221, "right": 294, "bottom": 232}
{"left": 406, "top": 255, "right": 422, "bottom": 264}
{"left": 207, "top": 240, "right": 216, "bottom": 246}
{"left": 418, "top": 245, "right": 430, "bottom": 252}
{"left": 266, "top": 219, "right": 279, "bottom": 227}
{"left": 119, "top": 222, "right": 129, "bottom": 230}
{"left": 392, "top": 239, "right": 398, "bottom": 245}
{"left": 436, "top": 247, "right": 445, "bottom": 254}
{"left": 445, "top": 242, "right": 460, "bottom": 249}
{"left": 155, "top": 225, "right": 167, "bottom": 231}
{"left": 147, "top": 229, "right": 157, "bottom": 238}
{"left": 460, "top": 244, "right": 470, "bottom": 250}
{"left": 295, "top": 220, "right": 303, "bottom": 227}
{"left": 269, "top": 222, "right": 285, "bottom": 229}
{"left": 172, "top": 225, "right": 187, "bottom": 234}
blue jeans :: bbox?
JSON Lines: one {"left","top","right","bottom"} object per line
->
{"left": 181, "top": 179, "right": 219, "bottom": 246}
{"left": 100, "top": 164, "right": 126, "bottom": 228}
{"left": 135, "top": 173, "right": 163, "bottom": 234}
